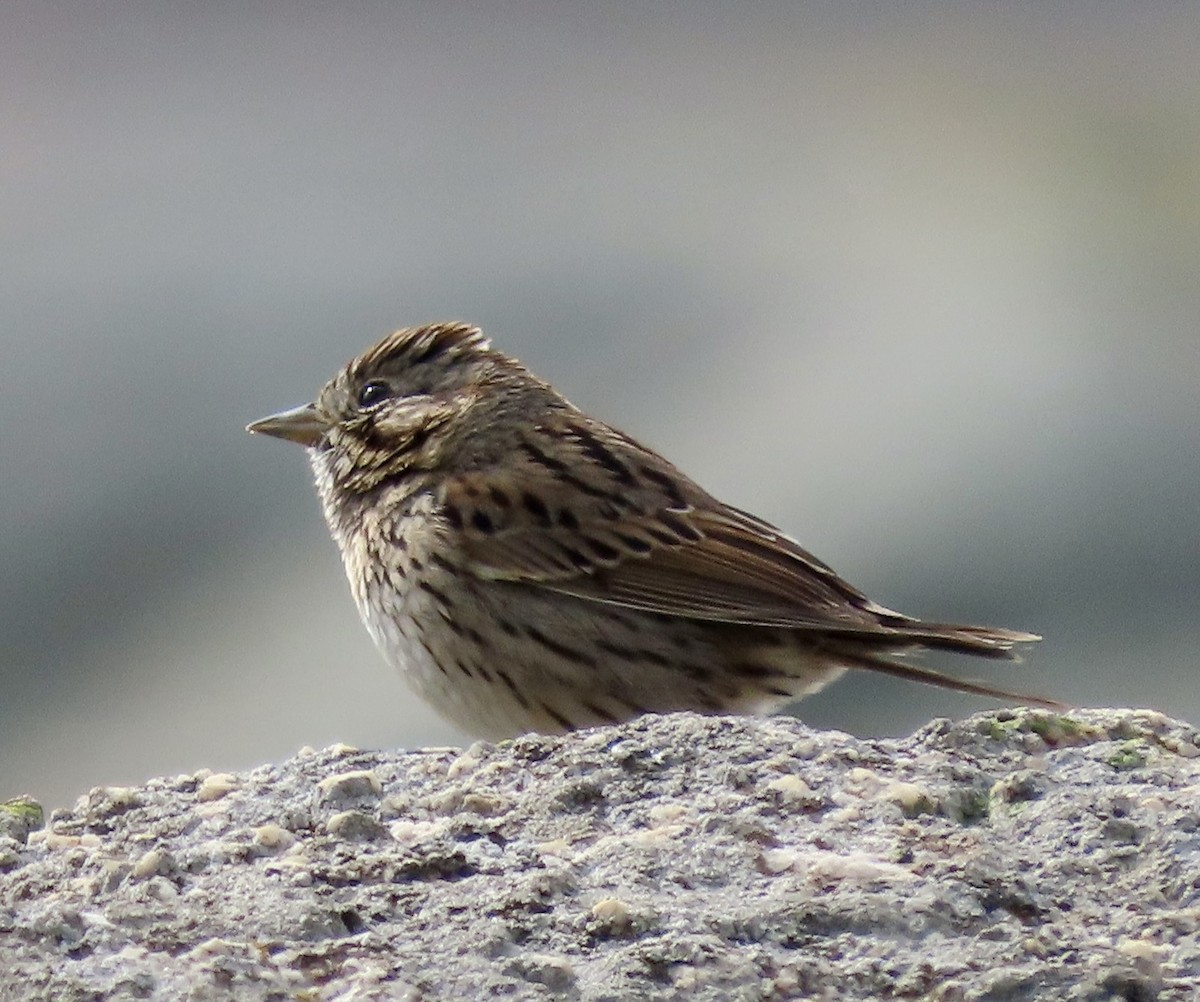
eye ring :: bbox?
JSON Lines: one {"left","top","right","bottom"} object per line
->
{"left": 357, "top": 381, "right": 392, "bottom": 409}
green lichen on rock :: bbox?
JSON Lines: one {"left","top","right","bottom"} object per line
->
{"left": 1024, "top": 712, "right": 1102, "bottom": 745}
{"left": 1106, "top": 740, "right": 1149, "bottom": 771}
{"left": 0, "top": 797, "right": 44, "bottom": 843}
{"left": 947, "top": 786, "right": 992, "bottom": 825}
{"left": 978, "top": 709, "right": 1110, "bottom": 747}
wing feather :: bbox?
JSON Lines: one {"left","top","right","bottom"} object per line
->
{"left": 438, "top": 421, "right": 1036, "bottom": 656}
{"left": 437, "top": 429, "right": 854, "bottom": 627}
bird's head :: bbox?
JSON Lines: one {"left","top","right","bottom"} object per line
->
{"left": 248, "top": 322, "right": 559, "bottom": 496}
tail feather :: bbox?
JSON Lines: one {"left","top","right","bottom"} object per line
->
{"left": 833, "top": 645, "right": 1066, "bottom": 710}
{"left": 883, "top": 622, "right": 1042, "bottom": 661}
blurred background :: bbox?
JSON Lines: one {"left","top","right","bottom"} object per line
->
{"left": 3, "top": 3, "right": 1198, "bottom": 809}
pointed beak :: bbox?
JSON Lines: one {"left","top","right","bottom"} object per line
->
{"left": 246, "top": 403, "right": 329, "bottom": 448}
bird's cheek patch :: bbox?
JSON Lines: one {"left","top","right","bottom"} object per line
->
{"left": 369, "top": 400, "right": 449, "bottom": 448}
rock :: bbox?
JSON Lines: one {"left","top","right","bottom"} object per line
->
{"left": 1, "top": 708, "right": 1197, "bottom": 1001}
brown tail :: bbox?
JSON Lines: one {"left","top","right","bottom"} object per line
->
{"left": 881, "top": 621, "right": 1042, "bottom": 660}
{"left": 833, "top": 644, "right": 1066, "bottom": 710}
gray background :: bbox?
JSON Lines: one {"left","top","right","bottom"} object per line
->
{"left": 3, "top": 2, "right": 1197, "bottom": 809}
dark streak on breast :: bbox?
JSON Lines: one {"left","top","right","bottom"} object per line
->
{"left": 581, "top": 700, "right": 621, "bottom": 724}
{"left": 497, "top": 668, "right": 532, "bottom": 708}
{"left": 525, "top": 625, "right": 597, "bottom": 668}
{"left": 538, "top": 701, "right": 576, "bottom": 730}
{"left": 595, "top": 639, "right": 674, "bottom": 669}
{"left": 608, "top": 692, "right": 652, "bottom": 717}
{"left": 418, "top": 579, "right": 455, "bottom": 609}
{"left": 430, "top": 552, "right": 458, "bottom": 574}
{"left": 728, "top": 661, "right": 788, "bottom": 679}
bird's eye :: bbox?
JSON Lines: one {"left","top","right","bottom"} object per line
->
{"left": 357, "top": 381, "right": 392, "bottom": 409}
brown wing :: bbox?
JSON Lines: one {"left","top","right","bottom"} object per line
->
{"left": 537, "top": 503, "right": 896, "bottom": 631}
{"left": 438, "top": 417, "right": 1036, "bottom": 656}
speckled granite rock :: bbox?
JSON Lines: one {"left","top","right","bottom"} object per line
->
{"left": 1, "top": 708, "right": 1197, "bottom": 1001}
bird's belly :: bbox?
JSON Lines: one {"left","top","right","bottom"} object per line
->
{"left": 347, "top": 544, "right": 841, "bottom": 739}
{"left": 351, "top": 572, "right": 508, "bottom": 739}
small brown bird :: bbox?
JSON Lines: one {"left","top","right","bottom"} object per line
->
{"left": 248, "top": 323, "right": 1057, "bottom": 738}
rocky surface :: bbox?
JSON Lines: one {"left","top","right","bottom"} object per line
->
{"left": 0, "top": 708, "right": 1197, "bottom": 1001}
